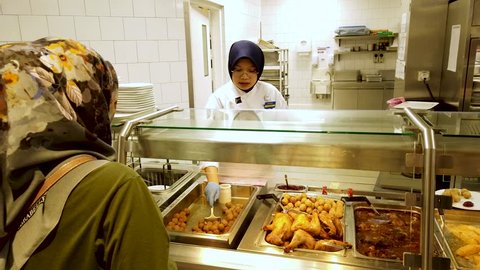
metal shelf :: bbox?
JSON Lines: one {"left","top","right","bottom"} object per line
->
{"left": 334, "top": 34, "right": 397, "bottom": 46}
{"left": 261, "top": 48, "right": 289, "bottom": 103}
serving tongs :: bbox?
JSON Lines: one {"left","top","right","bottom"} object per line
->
{"left": 341, "top": 196, "right": 390, "bottom": 223}
{"left": 257, "top": 193, "right": 306, "bottom": 215}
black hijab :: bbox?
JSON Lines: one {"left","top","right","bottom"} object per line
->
{"left": 228, "top": 40, "right": 264, "bottom": 81}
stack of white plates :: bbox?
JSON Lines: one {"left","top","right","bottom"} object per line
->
{"left": 117, "top": 83, "right": 156, "bottom": 113}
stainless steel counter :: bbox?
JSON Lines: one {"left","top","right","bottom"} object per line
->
{"left": 167, "top": 185, "right": 446, "bottom": 270}
{"left": 162, "top": 163, "right": 445, "bottom": 270}
{"left": 170, "top": 243, "right": 373, "bottom": 270}
{"left": 332, "top": 81, "right": 394, "bottom": 89}
{"left": 112, "top": 108, "right": 480, "bottom": 269}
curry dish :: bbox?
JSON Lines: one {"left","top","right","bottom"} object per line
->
{"left": 354, "top": 208, "right": 421, "bottom": 260}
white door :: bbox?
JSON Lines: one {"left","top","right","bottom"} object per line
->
{"left": 190, "top": 5, "right": 213, "bottom": 108}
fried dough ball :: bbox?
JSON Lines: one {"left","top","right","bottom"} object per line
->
{"left": 443, "top": 188, "right": 470, "bottom": 202}
{"left": 289, "top": 196, "right": 298, "bottom": 204}
{"left": 278, "top": 194, "right": 344, "bottom": 218}
{"left": 166, "top": 208, "right": 190, "bottom": 232}
{"left": 462, "top": 188, "right": 472, "bottom": 199}
{"left": 192, "top": 203, "right": 244, "bottom": 234}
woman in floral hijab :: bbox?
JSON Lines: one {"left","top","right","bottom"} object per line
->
{"left": 0, "top": 38, "right": 175, "bottom": 270}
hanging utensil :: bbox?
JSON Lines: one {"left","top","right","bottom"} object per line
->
{"left": 341, "top": 196, "right": 390, "bottom": 223}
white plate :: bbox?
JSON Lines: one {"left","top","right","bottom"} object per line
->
{"left": 394, "top": 101, "right": 439, "bottom": 110}
{"left": 119, "top": 83, "right": 153, "bottom": 89}
{"left": 435, "top": 189, "right": 480, "bottom": 210}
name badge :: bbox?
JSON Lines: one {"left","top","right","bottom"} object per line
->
{"left": 263, "top": 101, "right": 276, "bottom": 109}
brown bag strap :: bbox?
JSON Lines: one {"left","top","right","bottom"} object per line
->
{"left": 29, "top": 154, "right": 97, "bottom": 208}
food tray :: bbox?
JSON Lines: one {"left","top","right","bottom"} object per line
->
{"left": 257, "top": 192, "right": 349, "bottom": 256}
{"left": 351, "top": 203, "right": 444, "bottom": 263}
{"left": 274, "top": 183, "right": 308, "bottom": 193}
{"left": 161, "top": 180, "right": 261, "bottom": 248}
{"left": 435, "top": 209, "right": 480, "bottom": 269}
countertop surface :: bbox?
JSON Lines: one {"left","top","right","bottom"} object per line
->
{"left": 332, "top": 80, "right": 395, "bottom": 88}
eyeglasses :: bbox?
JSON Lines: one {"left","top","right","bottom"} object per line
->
{"left": 231, "top": 69, "right": 258, "bottom": 77}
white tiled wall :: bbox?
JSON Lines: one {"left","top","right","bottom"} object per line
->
{"left": 0, "top": 0, "right": 404, "bottom": 109}
{"left": 261, "top": 0, "right": 403, "bottom": 104}
{"left": 0, "top": 0, "right": 188, "bottom": 109}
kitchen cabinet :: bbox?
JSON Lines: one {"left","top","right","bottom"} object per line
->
{"left": 332, "top": 81, "right": 394, "bottom": 110}
{"left": 260, "top": 48, "right": 289, "bottom": 102}
{"left": 358, "top": 89, "right": 384, "bottom": 109}
{"left": 115, "top": 107, "right": 480, "bottom": 269}
{"left": 333, "top": 88, "right": 357, "bottom": 109}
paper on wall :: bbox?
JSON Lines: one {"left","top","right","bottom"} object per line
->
{"left": 447, "top": 24, "right": 461, "bottom": 72}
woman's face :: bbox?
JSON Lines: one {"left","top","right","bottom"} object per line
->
{"left": 231, "top": 58, "right": 258, "bottom": 90}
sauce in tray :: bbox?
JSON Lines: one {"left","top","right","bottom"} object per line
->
{"left": 276, "top": 185, "right": 306, "bottom": 191}
{"left": 354, "top": 208, "right": 421, "bottom": 260}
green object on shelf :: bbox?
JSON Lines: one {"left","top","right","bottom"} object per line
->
{"left": 376, "top": 31, "right": 394, "bottom": 37}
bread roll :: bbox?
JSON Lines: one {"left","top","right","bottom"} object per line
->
{"left": 452, "top": 192, "right": 461, "bottom": 203}
{"left": 462, "top": 188, "right": 472, "bottom": 199}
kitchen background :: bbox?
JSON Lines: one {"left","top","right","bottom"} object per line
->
{"left": 0, "top": 0, "right": 406, "bottom": 109}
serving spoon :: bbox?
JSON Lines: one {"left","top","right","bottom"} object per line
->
{"left": 205, "top": 206, "right": 220, "bottom": 221}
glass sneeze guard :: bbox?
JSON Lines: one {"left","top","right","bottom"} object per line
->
{"left": 136, "top": 108, "right": 414, "bottom": 136}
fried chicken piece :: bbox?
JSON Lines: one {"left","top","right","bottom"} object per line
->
{"left": 284, "top": 229, "right": 316, "bottom": 253}
{"left": 333, "top": 216, "right": 343, "bottom": 239}
{"left": 314, "top": 239, "right": 352, "bottom": 252}
{"left": 290, "top": 212, "right": 330, "bottom": 239}
{"left": 310, "top": 212, "right": 330, "bottom": 239}
{"left": 291, "top": 213, "right": 310, "bottom": 231}
{"left": 263, "top": 213, "right": 294, "bottom": 246}
{"left": 319, "top": 212, "right": 337, "bottom": 237}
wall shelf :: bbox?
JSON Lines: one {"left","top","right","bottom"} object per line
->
{"left": 334, "top": 34, "right": 398, "bottom": 46}
{"left": 333, "top": 34, "right": 398, "bottom": 61}
{"left": 334, "top": 49, "right": 397, "bottom": 61}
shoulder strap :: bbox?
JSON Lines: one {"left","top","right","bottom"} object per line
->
{"left": 6, "top": 156, "right": 109, "bottom": 270}
{"left": 29, "top": 154, "right": 97, "bottom": 208}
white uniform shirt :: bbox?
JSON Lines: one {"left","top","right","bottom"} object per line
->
{"left": 205, "top": 81, "right": 288, "bottom": 110}
{"left": 202, "top": 81, "right": 287, "bottom": 169}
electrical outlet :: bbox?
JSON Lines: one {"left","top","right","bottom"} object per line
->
{"left": 417, "top": 70, "right": 430, "bottom": 81}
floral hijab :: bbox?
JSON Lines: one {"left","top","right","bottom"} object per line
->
{"left": 0, "top": 38, "right": 118, "bottom": 244}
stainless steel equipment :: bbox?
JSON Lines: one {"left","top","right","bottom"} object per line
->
{"left": 440, "top": 0, "right": 480, "bottom": 111}
{"left": 161, "top": 179, "right": 262, "bottom": 248}
{"left": 393, "top": 0, "right": 448, "bottom": 104}
{"left": 239, "top": 190, "right": 447, "bottom": 269}
{"left": 135, "top": 162, "right": 201, "bottom": 209}
{"left": 115, "top": 107, "right": 480, "bottom": 269}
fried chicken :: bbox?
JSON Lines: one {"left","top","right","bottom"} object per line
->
{"left": 263, "top": 212, "right": 294, "bottom": 246}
